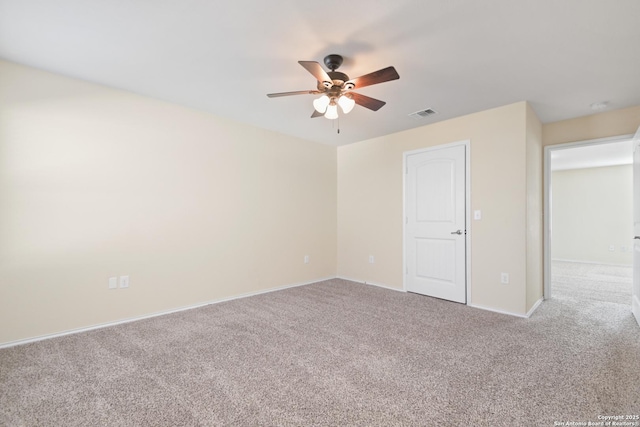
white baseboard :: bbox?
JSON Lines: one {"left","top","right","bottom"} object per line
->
{"left": 2, "top": 277, "right": 549, "bottom": 348}
{"left": 340, "top": 276, "right": 541, "bottom": 318}
{"left": 526, "top": 298, "right": 544, "bottom": 318}
{"left": 0, "top": 276, "right": 335, "bottom": 349}
{"left": 469, "top": 303, "right": 531, "bottom": 319}
{"left": 337, "top": 276, "right": 406, "bottom": 293}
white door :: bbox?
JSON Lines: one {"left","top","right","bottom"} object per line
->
{"left": 405, "top": 144, "right": 467, "bottom": 303}
{"left": 632, "top": 125, "right": 640, "bottom": 326}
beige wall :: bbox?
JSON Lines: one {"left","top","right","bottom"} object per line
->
{"left": 337, "top": 102, "right": 535, "bottom": 315}
{"left": 551, "top": 165, "right": 633, "bottom": 265}
{"left": 0, "top": 60, "right": 337, "bottom": 345}
{"left": 542, "top": 105, "right": 640, "bottom": 147}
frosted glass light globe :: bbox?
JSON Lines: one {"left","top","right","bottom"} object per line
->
{"left": 313, "top": 95, "right": 330, "bottom": 113}
{"left": 338, "top": 95, "right": 355, "bottom": 114}
{"left": 324, "top": 103, "right": 339, "bottom": 120}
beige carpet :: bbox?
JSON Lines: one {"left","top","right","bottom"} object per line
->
{"left": 552, "top": 260, "right": 632, "bottom": 304}
{"left": 1, "top": 276, "right": 639, "bottom": 426}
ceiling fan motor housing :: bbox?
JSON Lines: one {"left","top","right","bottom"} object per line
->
{"left": 317, "top": 71, "right": 350, "bottom": 91}
{"left": 323, "top": 54, "right": 343, "bottom": 71}
{"left": 317, "top": 55, "right": 351, "bottom": 90}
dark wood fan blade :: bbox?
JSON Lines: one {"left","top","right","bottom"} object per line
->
{"left": 267, "top": 90, "right": 321, "bottom": 98}
{"left": 350, "top": 92, "right": 386, "bottom": 111}
{"left": 311, "top": 110, "right": 324, "bottom": 118}
{"left": 298, "top": 61, "right": 332, "bottom": 85}
{"left": 346, "top": 66, "right": 399, "bottom": 90}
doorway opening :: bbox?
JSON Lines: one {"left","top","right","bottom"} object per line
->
{"left": 544, "top": 135, "right": 634, "bottom": 306}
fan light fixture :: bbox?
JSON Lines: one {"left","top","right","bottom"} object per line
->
{"left": 313, "top": 94, "right": 355, "bottom": 119}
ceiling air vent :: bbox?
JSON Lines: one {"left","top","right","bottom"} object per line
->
{"left": 409, "top": 108, "right": 438, "bottom": 119}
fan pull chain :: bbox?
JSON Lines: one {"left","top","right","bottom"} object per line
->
{"left": 330, "top": 116, "right": 340, "bottom": 134}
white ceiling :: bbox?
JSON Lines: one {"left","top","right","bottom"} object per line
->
{"left": 1, "top": 0, "right": 639, "bottom": 146}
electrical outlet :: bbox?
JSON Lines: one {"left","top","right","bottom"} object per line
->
{"left": 304, "top": 255, "right": 309, "bottom": 264}
{"left": 108, "top": 277, "right": 118, "bottom": 289}
{"left": 501, "top": 273, "right": 509, "bottom": 284}
{"left": 119, "top": 275, "right": 130, "bottom": 289}
{"left": 369, "top": 255, "right": 375, "bottom": 264}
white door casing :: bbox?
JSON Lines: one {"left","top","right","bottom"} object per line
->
{"left": 404, "top": 142, "right": 468, "bottom": 303}
{"left": 632, "top": 125, "right": 640, "bottom": 327}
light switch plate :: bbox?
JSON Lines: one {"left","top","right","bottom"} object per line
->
{"left": 119, "top": 275, "right": 130, "bottom": 288}
{"left": 474, "top": 210, "right": 482, "bottom": 220}
{"left": 108, "top": 277, "right": 118, "bottom": 289}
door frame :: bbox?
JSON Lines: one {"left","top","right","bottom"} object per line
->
{"left": 402, "top": 140, "right": 472, "bottom": 304}
{"left": 633, "top": 128, "right": 640, "bottom": 326}
{"left": 543, "top": 134, "right": 633, "bottom": 299}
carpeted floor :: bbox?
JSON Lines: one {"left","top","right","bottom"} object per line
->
{"left": 552, "top": 260, "right": 633, "bottom": 305}
{"left": 1, "top": 274, "right": 639, "bottom": 426}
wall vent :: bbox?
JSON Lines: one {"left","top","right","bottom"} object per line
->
{"left": 409, "top": 108, "right": 438, "bottom": 119}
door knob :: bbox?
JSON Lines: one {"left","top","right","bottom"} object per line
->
{"left": 451, "top": 230, "right": 463, "bottom": 235}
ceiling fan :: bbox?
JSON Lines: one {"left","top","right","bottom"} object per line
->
{"left": 267, "top": 54, "right": 400, "bottom": 120}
